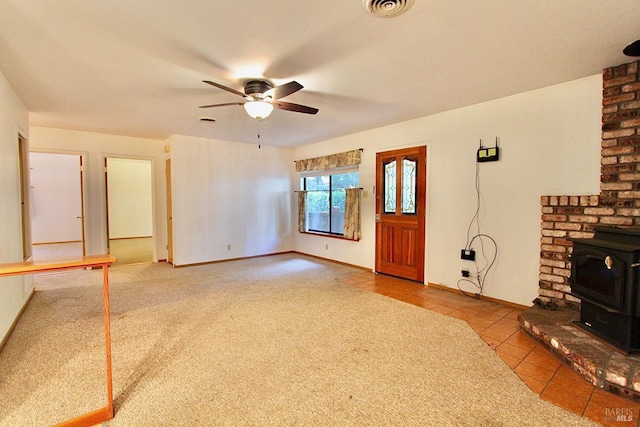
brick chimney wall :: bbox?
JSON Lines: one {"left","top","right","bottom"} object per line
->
{"left": 538, "top": 60, "right": 640, "bottom": 309}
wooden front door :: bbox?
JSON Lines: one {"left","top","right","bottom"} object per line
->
{"left": 375, "top": 146, "right": 426, "bottom": 282}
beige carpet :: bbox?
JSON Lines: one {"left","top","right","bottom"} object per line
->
{"left": 109, "top": 237, "right": 153, "bottom": 265}
{"left": 0, "top": 254, "right": 598, "bottom": 426}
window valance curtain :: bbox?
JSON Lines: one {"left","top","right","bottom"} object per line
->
{"left": 295, "top": 149, "right": 361, "bottom": 172}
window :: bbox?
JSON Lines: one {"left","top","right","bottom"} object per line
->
{"left": 301, "top": 170, "right": 359, "bottom": 235}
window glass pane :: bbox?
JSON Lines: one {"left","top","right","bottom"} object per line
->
{"left": 384, "top": 160, "right": 396, "bottom": 213}
{"left": 330, "top": 172, "right": 358, "bottom": 234}
{"left": 306, "top": 187, "right": 330, "bottom": 233}
{"left": 302, "top": 170, "right": 359, "bottom": 235}
{"left": 305, "top": 175, "right": 329, "bottom": 191}
{"left": 332, "top": 171, "right": 359, "bottom": 189}
{"left": 402, "top": 159, "right": 417, "bottom": 214}
{"left": 330, "top": 189, "right": 344, "bottom": 234}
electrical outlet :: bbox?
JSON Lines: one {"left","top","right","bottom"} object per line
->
{"left": 325, "top": 244, "right": 329, "bottom": 250}
{"left": 227, "top": 244, "right": 231, "bottom": 251}
{"left": 461, "top": 269, "right": 470, "bottom": 277}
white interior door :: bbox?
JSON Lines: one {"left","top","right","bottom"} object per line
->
{"left": 30, "top": 152, "right": 84, "bottom": 259}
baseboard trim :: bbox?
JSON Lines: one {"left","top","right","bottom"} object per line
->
{"left": 172, "top": 251, "right": 295, "bottom": 268}
{"left": 427, "top": 282, "right": 529, "bottom": 310}
{"left": 170, "top": 251, "right": 372, "bottom": 273}
{"left": 292, "top": 251, "right": 371, "bottom": 272}
{"left": 109, "top": 236, "right": 152, "bottom": 241}
{"left": 0, "top": 288, "right": 35, "bottom": 353}
{"left": 33, "top": 240, "right": 82, "bottom": 246}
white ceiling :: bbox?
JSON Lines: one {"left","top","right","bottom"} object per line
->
{"left": 0, "top": 1, "right": 639, "bottom": 147}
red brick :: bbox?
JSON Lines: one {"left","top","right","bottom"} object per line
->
{"left": 603, "top": 93, "right": 636, "bottom": 106}
{"left": 622, "top": 100, "right": 640, "bottom": 110}
{"left": 552, "top": 284, "right": 571, "bottom": 293}
{"left": 542, "top": 214, "right": 567, "bottom": 222}
{"left": 618, "top": 191, "right": 640, "bottom": 198}
{"left": 617, "top": 208, "right": 640, "bottom": 216}
{"left": 620, "top": 172, "right": 640, "bottom": 181}
{"left": 622, "top": 82, "right": 640, "bottom": 92}
{"left": 540, "top": 258, "right": 566, "bottom": 268}
{"left": 600, "top": 216, "right": 634, "bottom": 226}
{"left": 601, "top": 182, "right": 633, "bottom": 191}
{"left": 584, "top": 207, "right": 615, "bottom": 216}
{"left": 604, "top": 129, "right": 636, "bottom": 139}
{"left": 621, "top": 118, "right": 640, "bottom": 128}
{"left": 603, "top": 74, "right": 637, "bottom": 88}
{"left": 542, "top": 229, "right": 567, "bottom": 238}
{"left": 602, "top": 146, "right": 635, "bottom": 156}
{"left": 568, "top": 215, "right": 599, "bottom": 223}
{"left": 568, "top": 231, "right": 595, "bottom": 239}
{"left": 552, "top": 268, "right": 571, "bottom": 277}
{"left": 541, "top": 244, "right": 567, "bottom": 253}
{"left": 555, "top": 222, "right": 583, "bottom": 231}
{"left": 539, "top": 288, "right": 565, "bottom": 299}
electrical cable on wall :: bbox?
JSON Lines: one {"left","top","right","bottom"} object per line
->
{"left": 458, "top": 143, "right": 498, "bottom": 298}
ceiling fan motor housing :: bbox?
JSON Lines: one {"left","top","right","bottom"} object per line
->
{"left": 244, "top": 80, "right": 273, "bottom": 97}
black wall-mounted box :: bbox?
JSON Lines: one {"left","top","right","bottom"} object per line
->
{"left": 477, "top": 146, "right": 500, "bottom": 162}
{"left": 461, "top": 249, "right": 476, "bottom": 261}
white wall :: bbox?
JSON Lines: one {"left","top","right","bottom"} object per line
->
{"left": 293, "top": 75, "right": 602, "bottom": 306}
{"left": 0, "top": 69, "right": 31, "bottom": 343}
{"left": 30, "top": 152, "right": 83, "bottom": 244}
{"left": 169, "top": 135, "right": 294, "bottom": 266}
{"left": 107, "top": 158, "right": 153, "bottom": 239}
{"left": 29, "top": 127, "right": 167, "bottom": 260}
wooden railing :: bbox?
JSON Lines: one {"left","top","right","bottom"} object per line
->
{"left": 0, "top": 255, "right": 117, "bottom": 427}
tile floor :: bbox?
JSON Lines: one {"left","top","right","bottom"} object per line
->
{"left": 342, "top": 271, "right": 640, "bottom": 427}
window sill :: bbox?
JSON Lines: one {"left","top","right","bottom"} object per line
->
{"left": 299, "top": 231, "right": 359, "bottom": 242}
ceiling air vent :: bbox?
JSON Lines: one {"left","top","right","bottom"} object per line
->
{"left": 363, "top": 0, "right": 415, "bottom": 18}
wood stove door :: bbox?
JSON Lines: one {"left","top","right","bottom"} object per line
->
{"left": 572, "top": 246, "right": 627, "bottom": 313}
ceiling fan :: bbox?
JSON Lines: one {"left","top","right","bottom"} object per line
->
{"left": 200, "top": 79, "right": 319, "bottom": 120}
{"left": 624, "top": 39, "right": 640, "bottom": 56}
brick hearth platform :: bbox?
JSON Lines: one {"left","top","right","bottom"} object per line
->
{"left": 520, "top": 306, "right": 640, "bottom": 401}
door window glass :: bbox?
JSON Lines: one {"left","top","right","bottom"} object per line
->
{"left": 402, "top": 158, "right": 417, "bottom": 214}
{"left": 384, "top": 160, "right": 396, "bottom": 213}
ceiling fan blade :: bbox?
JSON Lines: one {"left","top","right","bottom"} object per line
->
{"left": 203, "top": 80, "right": 248, "bottom": 98}
{"left": 264, "top": 81, "right": 303, "bottom": 100}
{"left": 199, "top": 102, "right": 245, "bottom": 109}
{"left": 272, "top": 100, "right": 318, "bottom": 115}
{"left": 624, "top": 40, "right": 640, "bottom": 56}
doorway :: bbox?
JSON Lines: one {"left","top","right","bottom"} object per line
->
{"left": 165, "top": 158, "right": 173, "bottom": 264}
{"left": 30, "top": 152, "right": 85, "bottom": 260}
{"left": 105, "top": 157, "right": 154, "bottom": 265}
{"left": 375, "top": 146, "right": 427, "bottom": 282}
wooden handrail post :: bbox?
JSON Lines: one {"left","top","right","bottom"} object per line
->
{"left": 0, "top": 255, "right": 116, "bottom": 426}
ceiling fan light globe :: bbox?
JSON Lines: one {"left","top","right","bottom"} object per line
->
{"left": 244, "top": 101, "right": 274, "bottom": 119}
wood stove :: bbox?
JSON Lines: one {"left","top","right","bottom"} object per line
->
{"left": 569, "top": 227, "right": 640, "bottom": 353}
